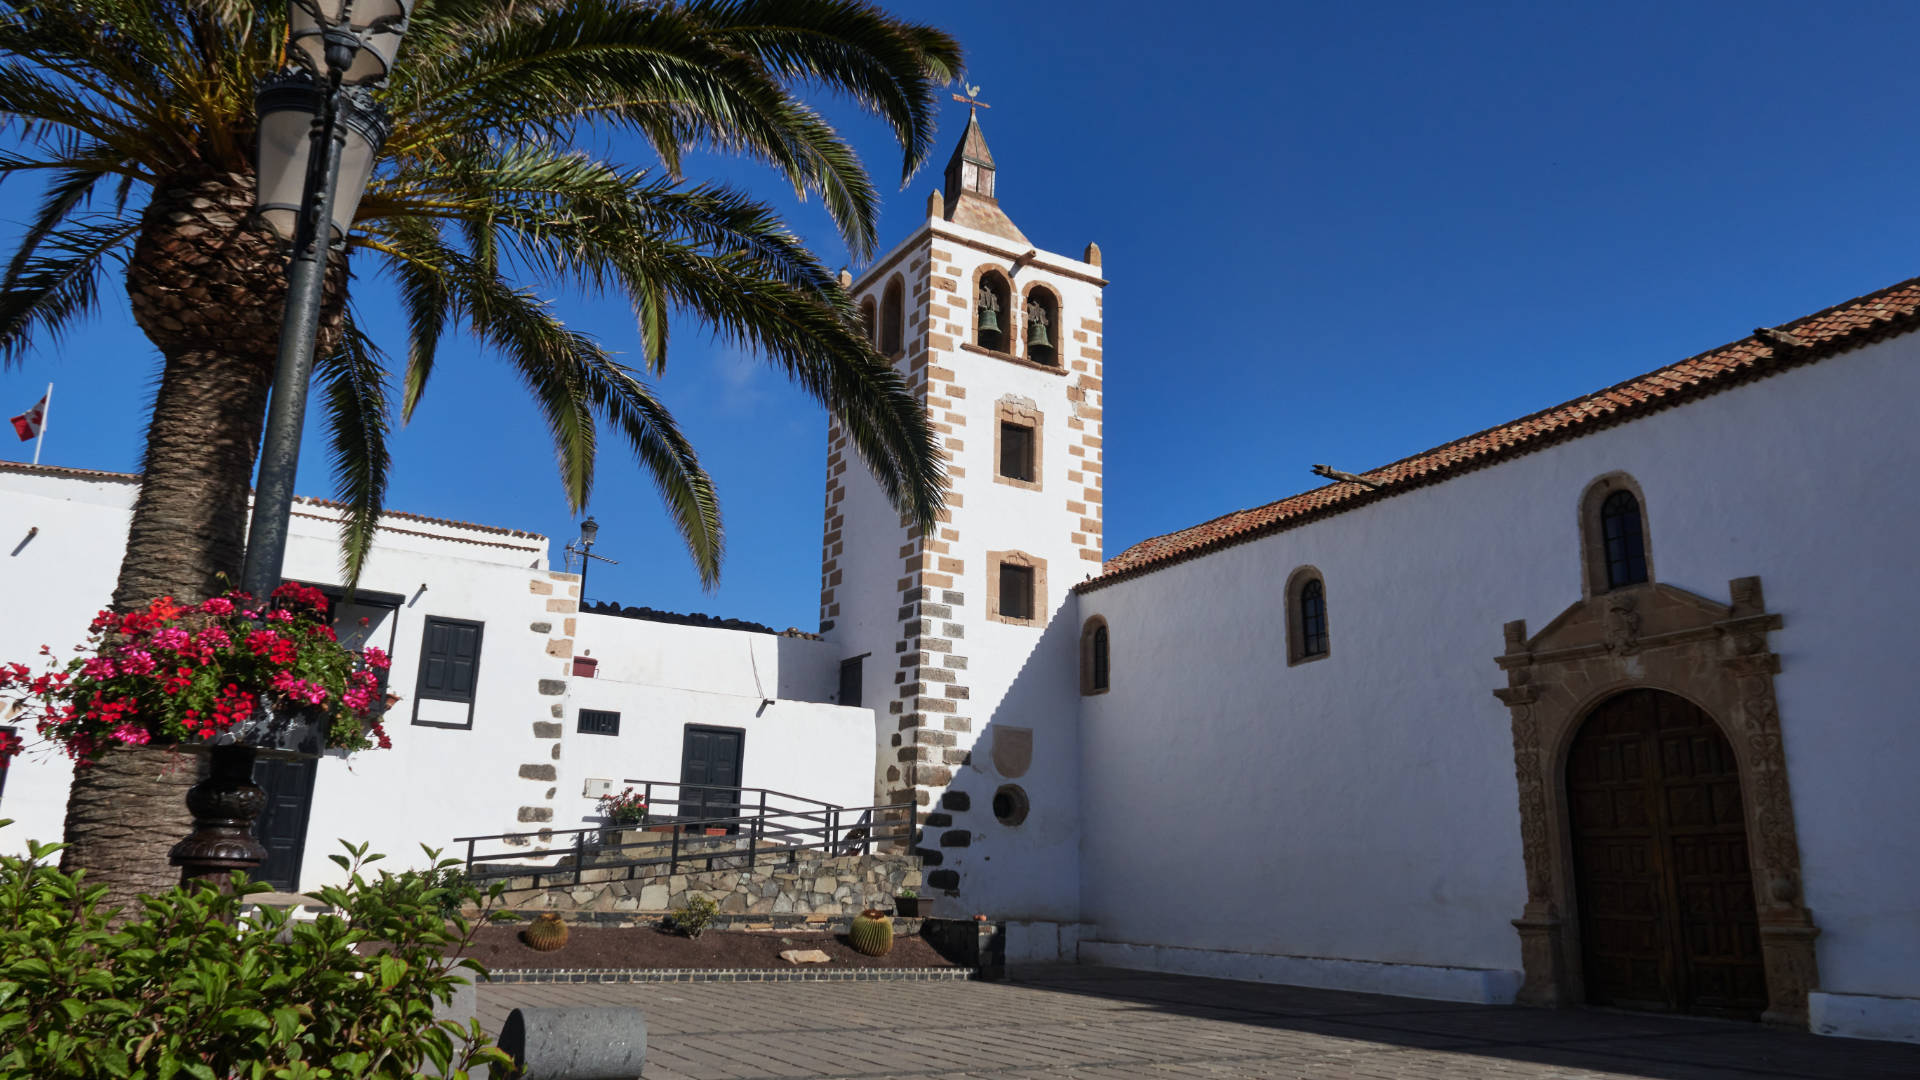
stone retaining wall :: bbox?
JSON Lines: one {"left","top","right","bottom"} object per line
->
{"left": 496, "top": 849, "right": 920, "bottom": 918}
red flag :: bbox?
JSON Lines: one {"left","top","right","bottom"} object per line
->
{"left": 10, "top": 394, "right": 46, "bottom": 441}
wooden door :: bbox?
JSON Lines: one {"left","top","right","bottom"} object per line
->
{"left": 679, "top": 725, "right": 745, "bottom": 831}
{"left": 1567, "top": 689, "right": 1767, "bottom": 1017}
{"left": 252, "top": 756, "right": 318, "bottom": 892}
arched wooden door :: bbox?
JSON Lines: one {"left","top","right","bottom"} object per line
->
{"left": 1566, "top": 688, "right": 1767, "bottom": 1018}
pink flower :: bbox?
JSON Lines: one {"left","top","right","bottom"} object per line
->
{"left": 342, "top": 686, "right": 375, "bottom": 712}
{"left": 199, "top": 597, "right": 235, "bottom": 615}
{"left": 193, "top": 627, "right": 231, "bottom": 651}
{"left": 361, "top": 646, "right": 390, "bottom": 671}
{"left": 266, "top": 608, "right": 294, "bottom": 623}
{"left": 149, "top": 628, "right": 191, "bottom": 652}
{"left": 117, "top": 649, "right": 157, "bottom": 676}
{"left": 80, "top": 657, "right": 117, "bottom": 680}
{"left": 109, "top": 723, "right": 151, "bottom": 746}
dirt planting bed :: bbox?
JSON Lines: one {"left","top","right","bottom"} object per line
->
{"left": 456, "top": 924, "right": 958, "bottom": 971}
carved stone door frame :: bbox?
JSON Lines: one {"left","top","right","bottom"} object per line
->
{"left": 1493, "top": 576, "right": 1820, "bottom": 1025}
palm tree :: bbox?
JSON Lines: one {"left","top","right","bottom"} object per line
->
{"left": 0, "top": 0, "right": 957, "bottom": 910}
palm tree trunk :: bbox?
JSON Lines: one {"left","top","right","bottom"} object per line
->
{"left": 64, "top": 174, "right": 343, "bottom": 902}
{"left": 59, "top": 746, "right": 206, "bottom": 917}
{"left": 111, "top": 345, "right": 277, "bottom": 609}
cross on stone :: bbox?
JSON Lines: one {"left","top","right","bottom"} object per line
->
{"left": 952, "top": 84, "right": 991, "bottom": 114}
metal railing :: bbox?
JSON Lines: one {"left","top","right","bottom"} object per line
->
{"left": 453, "top": 780, "right": 916, "bottom": 887}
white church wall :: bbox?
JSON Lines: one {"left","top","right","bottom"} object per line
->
{"left": 1077, "top": 330, "right": 1920, "bottom": 1019}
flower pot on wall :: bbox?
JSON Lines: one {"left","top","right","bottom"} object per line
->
{"left": 896, "top": 895, "right": 932, "bottom": 918}
{"left": 571, "top": 656, "right": 598, "bottom": 678}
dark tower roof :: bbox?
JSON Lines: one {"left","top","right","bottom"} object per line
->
{"left": 939, "top": 108, "right": 1027, "bottom": 243}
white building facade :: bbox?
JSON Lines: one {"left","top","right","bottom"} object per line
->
{"left": 0, "top": 463, "right": 874, "bottom": 892}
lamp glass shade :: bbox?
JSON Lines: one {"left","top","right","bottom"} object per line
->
{"left": 288, "top": 0, "right": 410, "bottom": 85}
{"left": 579, "top": 517, "right": 600, "bottom": 546}
{"left": 328, "top": 92, "right": 388, "bottom": 238}
{"left": 254, "top": 80, "right": 321, "bottom": 241}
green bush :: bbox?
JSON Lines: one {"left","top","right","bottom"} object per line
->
{"left": 0, "top": 826, "right": 511, "bottom": 1079}
{"left": 667, "top": 894, "right": 719, "bottom": 939}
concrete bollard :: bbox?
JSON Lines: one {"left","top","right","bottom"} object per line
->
{"left": 498, "top": 1006, "right": 647, "bottom": 1080}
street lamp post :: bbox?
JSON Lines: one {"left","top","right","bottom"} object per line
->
{"left": 239, "top": 0, "right": 409, "bottom": 600}
{"left": 169, "top": 1, "right": 411, "bottom": 889}
{"left": 565, "top": 517, "right": 620, "bottom": 607}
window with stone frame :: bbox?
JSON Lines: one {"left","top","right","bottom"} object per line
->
{"left": 993, "top": 397, "right": 1044, "bottom": 491}
{"left": 976, "top": 270, "right": 1012, "bottom": 353}
{"left": 879, "top": 276, "right": 905, "bottom": 357}
{"left": 987, "top": 550, "right": 1047, "bottom": 626}
{"left": 1285, "top": 567, "right": 1329, "bottom": 665}
{"left": 1579, "top": 473, "right": 1655, "bottom": 596}
{"left": 1080, "top": 617, "right": 1110, "bottom": 695}
{"left": 859, "top": 296, "right": 877, "bottom": 346}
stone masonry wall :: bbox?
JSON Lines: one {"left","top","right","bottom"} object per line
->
{"left": 499, "top": 850, "right": 921, "bottom": 918}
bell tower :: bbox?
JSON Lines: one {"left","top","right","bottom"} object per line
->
{"left": 819, "top": 97, "right": 1106, "bottom": 919}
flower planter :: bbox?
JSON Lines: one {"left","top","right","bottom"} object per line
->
{"left": 895, "top": 896, "right": 933, "bottom": 918}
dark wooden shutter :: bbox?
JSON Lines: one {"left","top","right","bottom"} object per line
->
{"left": 418, "top": 618, "right": 483, "bottom": 702}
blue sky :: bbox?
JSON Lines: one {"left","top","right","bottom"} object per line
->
{"left": 5, "top": 1, "right": 1919, "bottom": 629}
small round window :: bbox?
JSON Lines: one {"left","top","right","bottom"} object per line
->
{"left": 992, "top": 784, "right": 1030, "bottom": 827}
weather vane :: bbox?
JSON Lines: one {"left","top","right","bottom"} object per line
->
{"left": 952, "top": 83, "right": 991, "bottom": 114}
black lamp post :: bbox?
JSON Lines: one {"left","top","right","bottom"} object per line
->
{"left": 169, "top": 1, "right": 410, "bottom": 890}
{"left": 566, "top": 517, "right": 619, "bottom": 606}
{"left": 239, "top": 0, "right": 408, "bottom": 601}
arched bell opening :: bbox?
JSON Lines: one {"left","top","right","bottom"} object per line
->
{"left": 976, "top": 271, "right": 1012, "bottom": 353}
{"left": 1023, "top": 285, "right": 1060, "bottom": 366}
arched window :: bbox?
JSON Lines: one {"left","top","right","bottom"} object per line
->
{"left": 1601, "top": 490, "right": 1649, "bottom": 589}
{"left": 1023, "top": 285, "right": 1059, "bottom": 366}
{"left": 976, "top": 271, "right": 1012, "bottom": 353}
{"left": 859, "top": 296, "right": 877, "bottom": 346}
{"left": 1080, "top": 616, "right": 1110, "bottom": 694}
{"left": 879, "top": 277, "right": 904, "bottom": 357}
{"left": 1286, "top": 567, "right": 1329, "bottom": 664}
{"left": 1580, "top": 473, "right": 1654, "bottom": 595}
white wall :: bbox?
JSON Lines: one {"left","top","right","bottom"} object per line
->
{"left": 1077, "top": 330, "right": 1920, "bottom": 1012}
{"left": 576, "top": 610, "right": 839, "bottom": 703}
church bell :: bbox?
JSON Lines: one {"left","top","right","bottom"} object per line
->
{"left": 1026, "top": 309, "right": 1052, "bottom": 349}
{"left": 978, "top": 293, "right": 1001, "bottom": 333}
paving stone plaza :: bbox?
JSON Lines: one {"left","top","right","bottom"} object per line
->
{"left": 475, "top": 966, "right": 1920, "bottom": 1080}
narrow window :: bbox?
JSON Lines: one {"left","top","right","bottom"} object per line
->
{"left": 1090, "top": 625, "right": 1109, "bottom": 692}
{"left": 838, "top": 655, "right": 864, "bottom": 708}
{"left": 860, "top": 296, "right": 877, "bottom": 346}
{"left": 999, "top": 563, "right": 1035, "bottom": 621}
{"left": 880, "top": 278, "right": 904, "bottom": 357}
{"left": 413, "top": 616, "right": 484, "bottom": 728}
{"left": 1299, "top": 580, "right": 1328, "bottom": 658}
{"left": 1024, "top": 287, "right": 1060, "bottom": 366}
{"left": 578, "top": 709, "right": 621, "bottom": 736}
{"left": 999, "top": 421, "right": 1035, "bottom": 482}
{"left": 1601, "top": 490, "right": 1649, "bottom": 589}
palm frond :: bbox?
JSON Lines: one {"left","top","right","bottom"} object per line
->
{"left": 0, "top": 216, "right": 138, "bottom": 367}
{"left": 315, "top": 308, "right": 393, "bottom": 588}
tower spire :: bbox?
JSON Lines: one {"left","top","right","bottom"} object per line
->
{"left": 939, "top": 87, "right": 1027, "bottom": 243}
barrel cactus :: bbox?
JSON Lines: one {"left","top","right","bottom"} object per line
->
{"left": 848, "top": 908, "right": 894, "bottom": 957}
{"left": 523, "top": 911, "right": 570, "bottom": 952}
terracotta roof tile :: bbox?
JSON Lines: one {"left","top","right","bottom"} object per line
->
{"left": 1081, "top": 275, "right": 1920, "bottom": 593}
